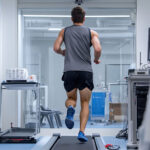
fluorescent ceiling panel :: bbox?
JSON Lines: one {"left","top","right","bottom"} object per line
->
{"left": 24, "top": 15, "right": 130, "bottom": 18}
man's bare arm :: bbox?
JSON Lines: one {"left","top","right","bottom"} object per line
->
{"left": 91, "top": 30, "right": 102, "bottom": 64}
{"left": 53, "top": 29, "right": 65, "bottom": 56}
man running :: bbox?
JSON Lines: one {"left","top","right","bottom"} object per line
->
{"left": 53, "top": 6, "right": 101, "bottom": 142}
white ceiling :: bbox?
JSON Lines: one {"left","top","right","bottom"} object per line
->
{"left": 18, "top": 0, "right": 137, "bottom": 9}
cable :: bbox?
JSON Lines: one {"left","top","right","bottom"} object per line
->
{"left": 116, "top": 128, "right": 128, "bottom": 139}
{"left": 141, "top": 63, "right": 150, "bottom": 70}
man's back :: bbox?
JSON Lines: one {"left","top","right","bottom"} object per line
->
{"left": 64, "top": 25, "right": 92, "bottom": 72}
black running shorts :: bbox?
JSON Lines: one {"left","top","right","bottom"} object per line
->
{"left": 62, "top": 71, "right": 94, "bottom": 92}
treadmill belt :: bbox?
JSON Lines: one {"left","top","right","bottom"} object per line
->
{"left": 50, "top": 136, "right": 97, "bottom": 150}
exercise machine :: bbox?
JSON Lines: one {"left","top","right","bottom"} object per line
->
{"left": 0, "top": 81, "right": 40, "bottom": 133}
{"left": 127, "top": 69, "right": 150, "bottom": 149}
{"left": 48, "top": 134, "right": 106, "bottom": 150}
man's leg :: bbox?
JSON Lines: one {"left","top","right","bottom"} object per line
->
{"left": 65, "top": 88, "right": 77, "bottom": 108}
{"left": 65, "top": 88, "right": 77, "bottom": 129}
{"left": 77, "top": 87, "right": 91, "bottom": 142}
{"left": 79, "top": 87, "right": 91, "bottom": 132}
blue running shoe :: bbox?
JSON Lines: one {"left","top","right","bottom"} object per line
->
{"left": 65, "top": 106, "right": 75, "bottom": 129}
{"left": 77, "top": 131, "right": 88, "bottom": 142}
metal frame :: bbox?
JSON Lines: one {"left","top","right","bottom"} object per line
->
{"left": 0, "top": 82, "right": 40, "bottom": 134}
{"left": 0, "top": 84, "right": 2, "bottom": 130}
{"left": 127, "top": 75, "right": 150, "bottom": 149}
{"left": 33, "top": 135, "right": 60, "bottom": 150}
{"left": 108, "top": 82, "right": 127, "bottom": 103}
{"left": 40, "top": 85, "right": 48, "bottom": 108}
{"left": 105, "top": 64, "right": 130, "bottom": 87}
{"left": 48, "top": 134, "right": 61, "bottom": 150}
{"left": 92, "top": 134, "right": 106, "bottom": 150}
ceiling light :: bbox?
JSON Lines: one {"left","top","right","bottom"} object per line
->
{"left": 24, "top": 15, "right": 70, "bottom": 18}
{"left": 47, "top": 27, "right": 129, "bottom": 31}
{"left": 23, "top": 15, "right": 130, "bottom": 18}
{"left": 86, "top": 15, "right": 130, "bottom": 18}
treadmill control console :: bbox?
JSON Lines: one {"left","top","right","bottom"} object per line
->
{"left": 128, "top": 69, "right": 149, "bottom": 75}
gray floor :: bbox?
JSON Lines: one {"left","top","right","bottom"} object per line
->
{"left": 41, "top": 119, "right": 126, "bottom": 129}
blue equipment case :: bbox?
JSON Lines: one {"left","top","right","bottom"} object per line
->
{"left": 91, "top": 92, "right": 106, "bottom": 118}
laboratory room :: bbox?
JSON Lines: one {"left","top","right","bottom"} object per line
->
{"left": 0, "top": 0, "right": 150, "bottom": 149}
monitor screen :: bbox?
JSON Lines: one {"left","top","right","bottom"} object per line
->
{"left": 148, "top": 28, "right": 150, "bottom": 61}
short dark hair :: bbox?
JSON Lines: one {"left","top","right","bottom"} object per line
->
{"left": 71, "top": 7, "right": 85, "bottom": 23}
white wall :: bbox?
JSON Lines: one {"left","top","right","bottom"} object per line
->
{"left": 0, "top": 0, "right": 18, "bottom": 130}
{"left": 0, "top": 0, "right": 2, "bottom": 82}
{"left": 137, "top": 0, "right": 150, "bottom": 68}
{"left": 0, "top": 0, "right": 3, "bottom": 129}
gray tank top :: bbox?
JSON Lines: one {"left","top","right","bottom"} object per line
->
{"left": 64, "top": 25, "right": 92, "bottom": 72}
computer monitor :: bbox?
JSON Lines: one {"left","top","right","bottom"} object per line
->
{"left": 148, "top": 28, "right": 150, "bottom": 61}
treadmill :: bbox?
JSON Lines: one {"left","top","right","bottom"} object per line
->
{"left": 0, "top": 127, "right": 36, "bottom": 143}
{"left": 48, "top": 134, "right": 106, "bottom": 150}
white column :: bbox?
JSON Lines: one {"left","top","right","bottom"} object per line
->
{"left": 136, "top": 0, "right": 150, "bottom": 68}
{"left": 1, "top": 0, "right": 18, "bottom": 130}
